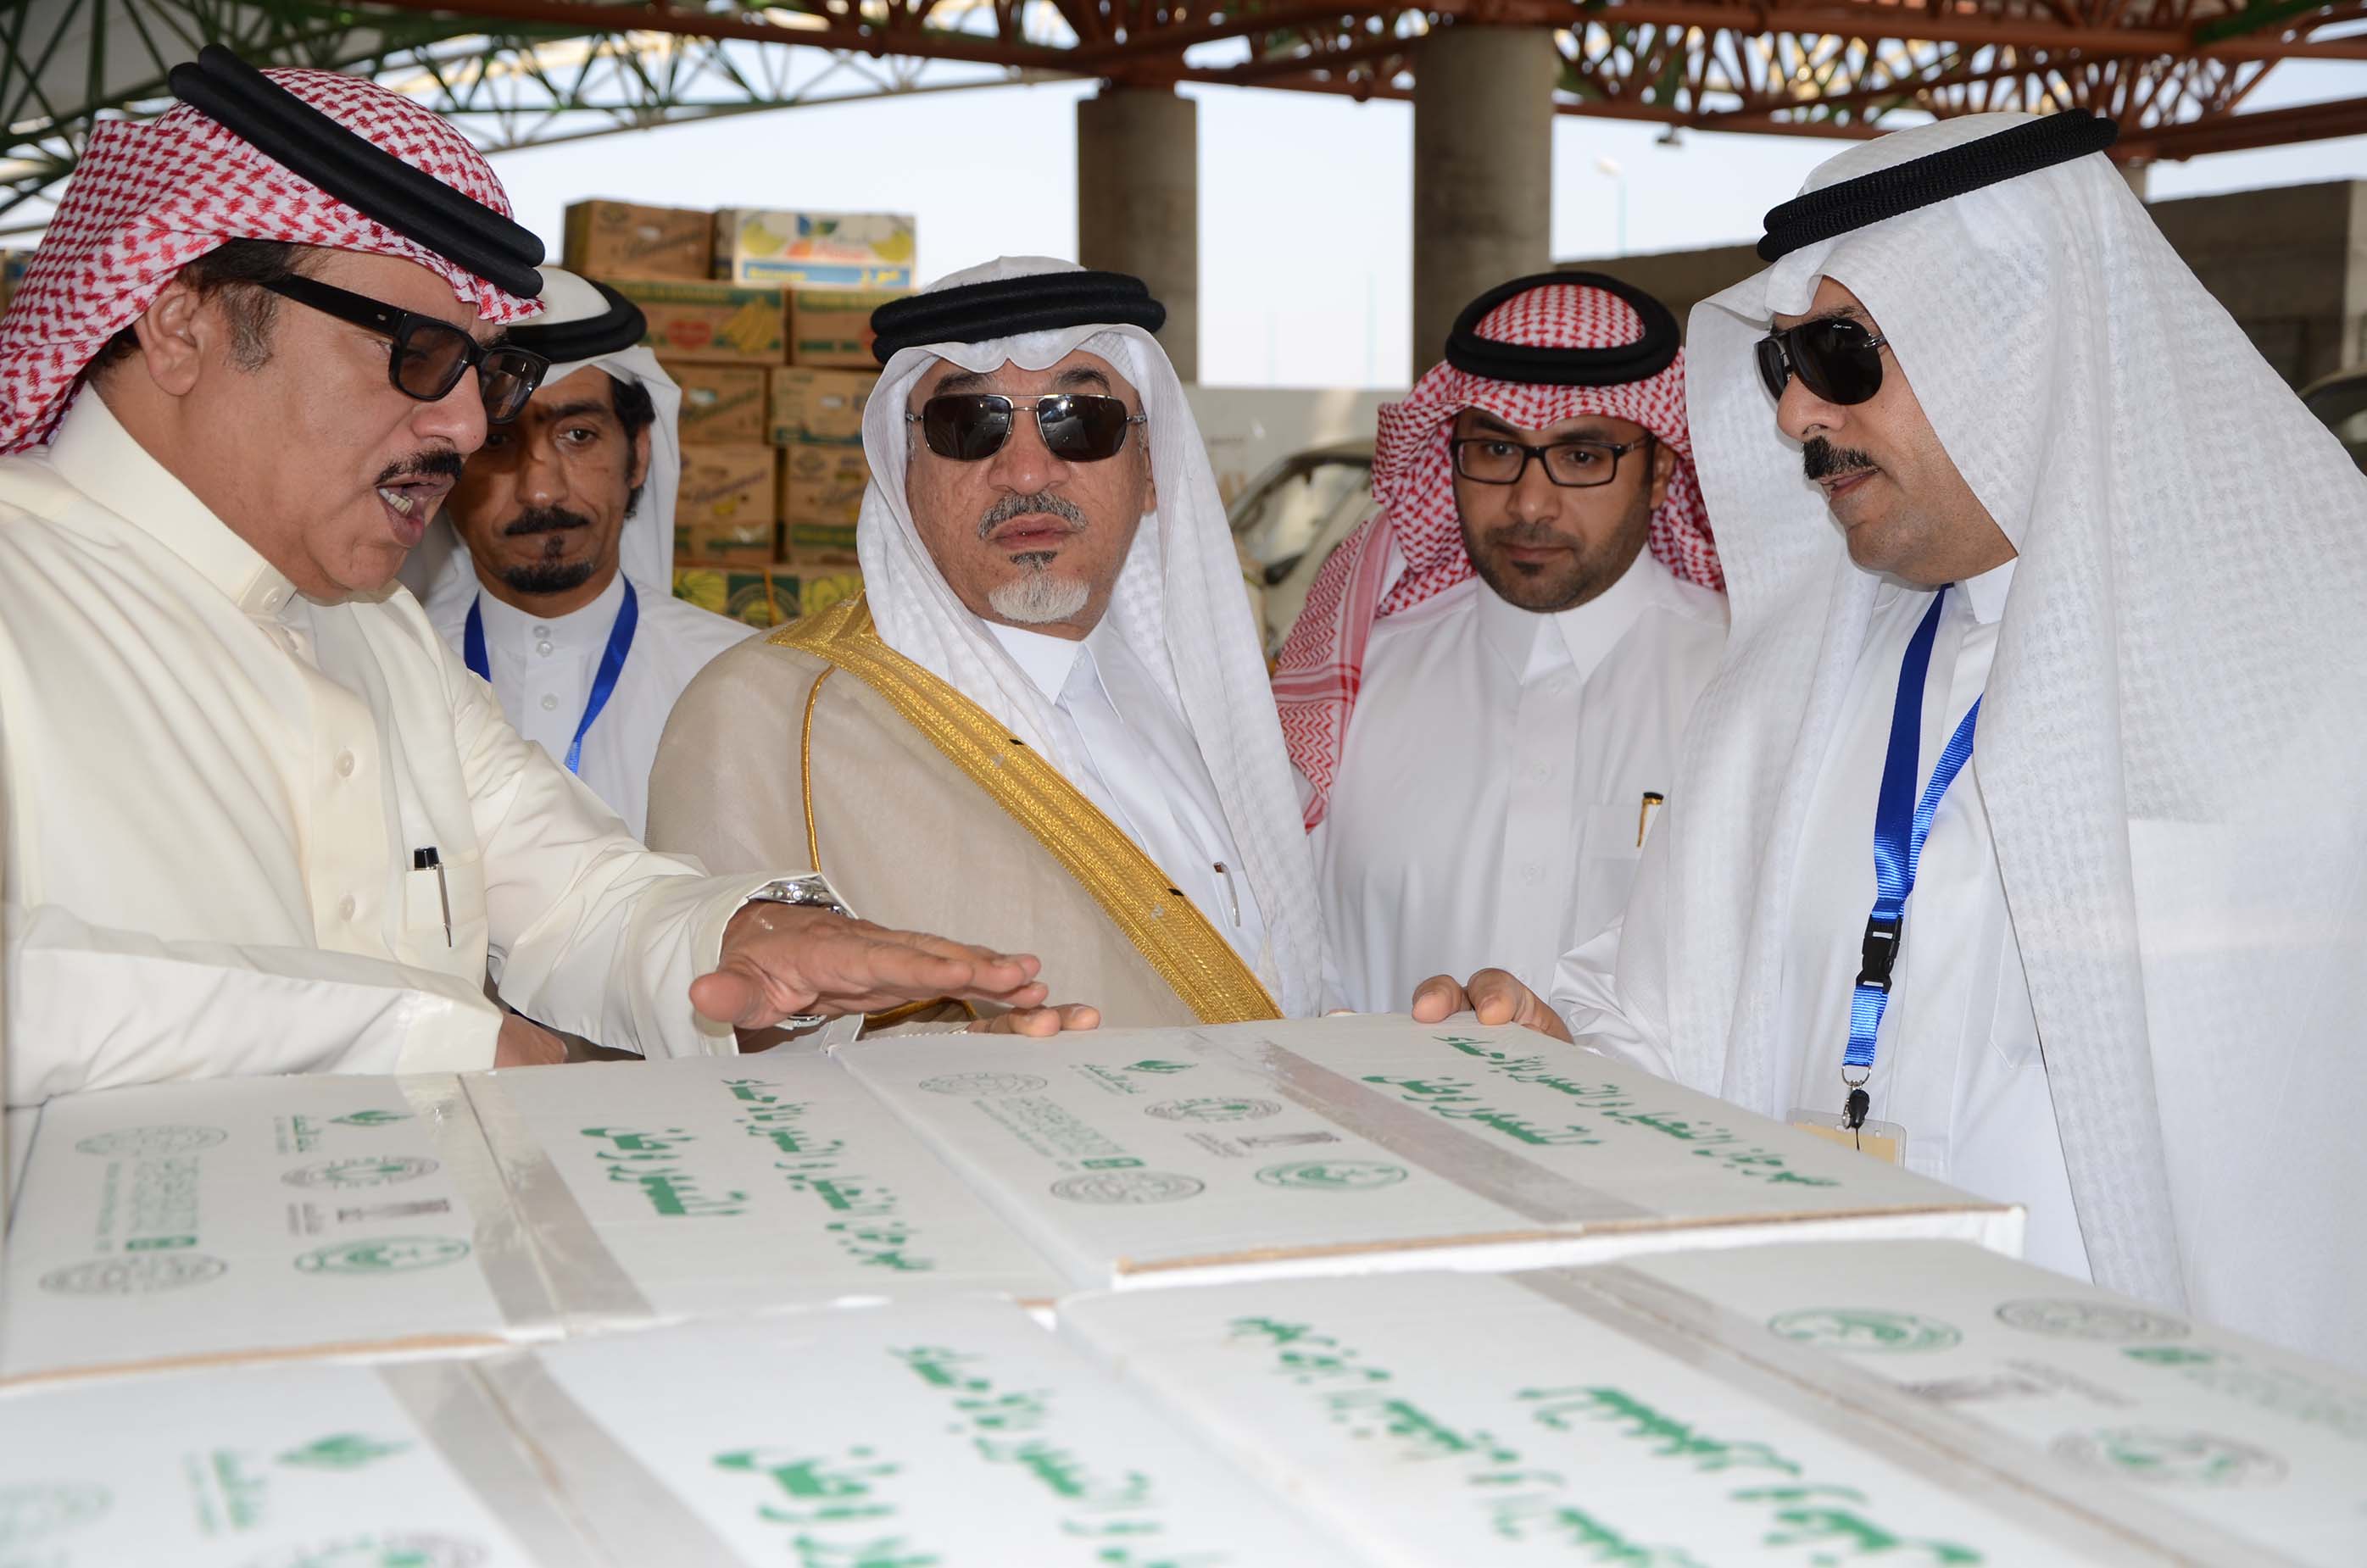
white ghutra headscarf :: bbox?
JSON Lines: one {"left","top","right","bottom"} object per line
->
{"left": 1649, "top": 114, "right": 2367, "bottom": 1368}
{"left": 858, "top": 256, "right": 1328, "bottom": 1018}
{"left": 411, "top": 265, "right": 683, "bottom": 603}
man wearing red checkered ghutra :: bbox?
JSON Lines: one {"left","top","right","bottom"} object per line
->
{"left": 1272, "top": 273, "right": 1725, "bottom": 1014}
{"left": 0, "top": 50, "right": 1053, "bottom": 1105}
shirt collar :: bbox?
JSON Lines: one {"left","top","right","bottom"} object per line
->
{"left": 1961, "top": 555, "right": 2018, "bottom": 625}
{"left": 47, "top": 393, "right": 300, "bottom": 621}
{"left": 1472, "top": 542, "right": 1666, "bottom": 686}
{"left": 473, "top": 570, "right": 627, "bottom": 647}
{"left": 985, "top": 617, "right": 1091, "bottom": 703}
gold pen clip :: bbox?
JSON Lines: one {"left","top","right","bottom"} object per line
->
{"left": 1636, "top": 792, "right": 1666, "bottom": 848}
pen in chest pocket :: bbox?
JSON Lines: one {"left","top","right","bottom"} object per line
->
{"left": 1636, "top": 792, "right": 1666, "bottom": 848}
{"left": 413, "top": 847, "right": 453, "bottom": 947}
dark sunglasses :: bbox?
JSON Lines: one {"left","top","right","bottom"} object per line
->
{"left": 256, "top": 274, "right": 549, "bottom": 424}
{"left": 1756, "top": 316, "right": 1891, "bottom": 407}
{"left": 906, "top": 393, "right": 1147, "bottom": 463}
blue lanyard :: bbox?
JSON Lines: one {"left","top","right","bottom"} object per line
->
{"left": 1843, "top": 586, "right": 1981, "bottom": 1126}
{"left": 464, "top": 581, "right": 639, "bottom": 776}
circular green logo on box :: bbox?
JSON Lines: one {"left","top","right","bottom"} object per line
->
{"left": 1997, "top": 1298, "right": 2191, "bottom": 1343}
{"left": 1049, "top": 1170, "right": 1206, "bottom": 1204}
{"left": 920, "top": 1072, "right": 1047, "bottom": 1097}
{"left": 1768, "top": 1309, "right": 1963, "bottom": 1354}
{"left": 73, "top": 1126, "right": 227, "bottom": 1158}
{"left": 0, "top": 1482, "right": 110, "bottom": 1547}
{"left": 241, "top": 1534, "right": 488, "bottom": 1568}
{"left": 1145, "top": 1097, "right": 1284, "bottom": 1123}
{"left": 294, "top": 1237, "right": 471, "bottom": 1276}
{"left": 2050, "top": 1428, "right": 2286, "bottom": 1488}
{"left": 39, "top": 1254, "right": 226, "bottom": 1296}
{"left": 1255, "top": 1159, "right": 1410, "bottom": 1191}
{"left": 281, "top": 1157, "right": 439, "bottom": 1190}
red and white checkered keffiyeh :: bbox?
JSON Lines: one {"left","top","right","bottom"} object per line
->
{"left": 0, "top": 67, "right": 537, "bottom": 453}
{"left": 1272, "top": 281, "right": 1723, "bottom": 829}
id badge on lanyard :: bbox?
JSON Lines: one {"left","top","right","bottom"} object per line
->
{"left": 1789, "top": 586, "right": 1980, "bottom": 1165}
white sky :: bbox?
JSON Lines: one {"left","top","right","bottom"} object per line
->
{"left": 486, "top": 59, "right": 2367, "bottom": 390}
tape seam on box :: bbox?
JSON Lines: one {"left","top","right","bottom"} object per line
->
{"left": 476, "top": 1352, "right": 760, "bottom": 1565}
{"left": 402, "top": 1075, "right": 565, "bottom": 1337}
{"left": 1522, "top": 1267, "right": 2279, "bottom": 1568}
{"left": 379, "top": 1358, "right": 619, "bottom": 1565}
{"left": 1184, "top": 1033, "right": 1652, "bottom": 1226}
{"left": 459, "top": 1073, "right": 656, "bottom": 1328}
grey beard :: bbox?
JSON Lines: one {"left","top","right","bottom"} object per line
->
{"left": 988, "top": 568, "right": 1092, "bottom": 626}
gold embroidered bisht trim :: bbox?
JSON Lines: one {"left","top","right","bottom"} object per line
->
{"left": 771, "top": 594, "right": 1281, "bottom": 1025}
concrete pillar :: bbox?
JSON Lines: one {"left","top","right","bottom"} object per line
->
{"left": 1412, "top": 25, "right": 1558, "bottom": 379}
{"left": 1077, "top": 85, "right": 1200, "bottom": 382}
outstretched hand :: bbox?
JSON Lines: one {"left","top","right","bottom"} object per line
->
{"left": 691, "top": 902, "right": 1047, "bottom": 1029}
{"left": 1408, "top": 968, "right": 1573, "bottom": 1042}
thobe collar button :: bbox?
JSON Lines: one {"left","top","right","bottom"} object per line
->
{"left": 334, "top": 750, "right": 356, "bottom": 778}
{"left": 337, "top": 893, "right": 357, "bottom": 920}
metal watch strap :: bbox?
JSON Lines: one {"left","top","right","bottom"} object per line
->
{"left": 745, "top": 876, "right": 853, "bottom": 1028}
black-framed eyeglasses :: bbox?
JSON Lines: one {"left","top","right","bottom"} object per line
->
{"left": 1450, "top": 433, "right": 1655, "bottom": 489}
{"left": 905, "top": 393, "right": 1148, "bottom": 463}
{"left": 256, "top": 274, "right": 549, "bottom": 424}
{"left": 1756, "top": 316, "right": 1891, "bottom": 407}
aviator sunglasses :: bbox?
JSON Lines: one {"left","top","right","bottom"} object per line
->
{"left": 257, "top": 274, "right": 549, "bottom": 424}
{"left": 1755, "top": 316, "right": 1891, "bottom": 407}
{"left": 907, "top": 393, "right": 1148, "bottom": 463}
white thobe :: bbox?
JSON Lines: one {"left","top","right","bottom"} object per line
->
{"left": 0, "top": 397, "right": 774, "bottom": 1106}
{"left": 1314, "top": 550, "right": 1726, "bottom": 1012}
{"left": 1557, "top": 559, "right": 2091, "bottom": 1280}
{"left": 425, "top": 571, "right": 755, "bottom": 839}
{"left": 986, "top": 620, "right": 1270, "bottom": 971}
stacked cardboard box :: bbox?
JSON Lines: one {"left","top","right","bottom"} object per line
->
{"left": 833, "top": 1017, "right": 2021, "bottom": 1292}
{"left": 0, "top": 1300, "right": 1351, "bottom": 1566}
{"left": 0, "top": 1054, "right": 1067, "bottom": 1383}
{"left": 1061, "top": 1241, "right": 2367, "bottom": 1566}
{"left": 715, "top": 209, "right": 916, "bottom": 290}
{"left": 560, "top": 200, "right": 909, "bottom": 596}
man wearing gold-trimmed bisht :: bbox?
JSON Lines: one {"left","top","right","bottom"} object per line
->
{"left": 649, "top": 259, "right": 1329, "bottom": 1028}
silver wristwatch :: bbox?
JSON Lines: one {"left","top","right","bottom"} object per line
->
{"left": 745, "top": 875, "right": 854, "bottom": 1029}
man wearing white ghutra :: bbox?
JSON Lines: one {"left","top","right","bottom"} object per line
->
{"left": 1417, "top": 111, "right": 2367, "bottom": 1371}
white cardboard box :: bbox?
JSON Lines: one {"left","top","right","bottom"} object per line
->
{"left": 1601, "top": 1239, "right": 2367, "bottom": 1567}
{"left": 471, "top": 1050, "right": 1069, "bottom": 1326}
{"left": 835, "top": 1016, "right": 2020, "bottom": 1290}
{"left": 1059, "top": 1267, "right": 2219, "bottom": 1567}
{"left": 2, "top": 1053, "right": 1069, "bottom": 1382}
{"left": 0, "top": 1072, "right": 544, "bottom": 1385}
{"left": 504, "top": 1298, "right": 1359, "bottom": 1565}
{"left": 0, "top": 1298, "right": 1356, "bottom": 1565}
{"left": 0, "top": 1356, "right": 598, "bottom": 1565}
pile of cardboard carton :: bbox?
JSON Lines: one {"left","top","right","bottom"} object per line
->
{"left": 559, "top": 199, "right": 916, "bottom": 627}
{"left": 8, "top": 1017, "right": 2364, "bottom": 1565}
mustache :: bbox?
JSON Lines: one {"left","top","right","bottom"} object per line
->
{"left": 1482, "top": 521, "right": 1573, "bottom": 551}
{"left": 502, "top": 504, "right": 595, "bottom": 538}
{"left": 1802, "top": 438, "right": 1879, "bottom": 483}
{"left": 373, "top": 449, "right": 464, "bottom": 487}
{"left": 977, "top": 491, "right": 1087, "bottom": 540}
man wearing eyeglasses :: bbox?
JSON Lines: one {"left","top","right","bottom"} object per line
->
{"left": 417, "top": 267, "right": 754, "bottom": 841}
{"left": 650, "top": 257, "right": 1328, "bottom": 1028}
{"left": 1272, "top": 274, "right": 1725, "bottom": 1014}
{"left": 1415, "top": 114, "right": 2367, "bottom": 1371}
{"left": 0, "top": 51, "right": 1050, "bottom": 1108}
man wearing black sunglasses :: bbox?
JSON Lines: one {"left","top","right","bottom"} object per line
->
{"left": 1417, "top": 112, "right": 2367, "bottom": 1373}
{"left": 1273, "top": 274, "right": 1725, "bottom": 1017}
{"left": 0, "top": 52, "right": 1051, "bottom": 1108}
{"left": 654, "top": 259, "right": 1329, "bottom": 1029}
